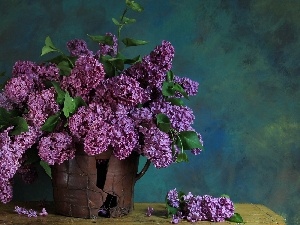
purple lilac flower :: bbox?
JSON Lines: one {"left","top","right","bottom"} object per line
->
{"left": 139, "top": 124, "right": 173, "bottom": 168}
{"left": 0, "top": 180, "right": 13, "bottom": 204}
{"left": 4, "top": 74, "right": 35, "bottom": 104}
{"left": 167, "top": 188, "right": 180, "bottom": 208}
{"left": 36, "top": 63, "right": 60, "bottom": 82}
{"left": 145, "top": 206, "right": 154, "bottom": 217}
{"left": 95, "top": 74, "right": 150, "bottom": 108}
{"left": 83, "top": 118, "right": 113, "bottom": 155}
{"left": 38, "top": 208, "right": 48, "bottom": 216}
{"left": 110, "top": 113, "right": 138, "bottom": 160}
{"left": 173, "top": 76, "right": 199, "bottom": 97}
{"left": 181, "top": 193, "right": 235, "bottom": 223}
{"left": 38, "top": 132, "right": 75, "bottom": 165}
{"left": 12, "top": 61, "right": 37, "bottom": 78}
{"left": 67, "top": 39, "right": 93, "bottom": 57}
{"left": 150, "top": 100, "right": 195, "bottom": 132}
{"left": 26, "top": 88, "right": 60, "bottom": 128}
{"left": 0, "top": 91, "right": 14, "bottom": 110}
{"left": 99, "top": 33, "right": 118, "bottom": 57}
{"left": 0, "top": 126, "right": 40, "bottom": 203}
{"left": 171, "top": 212, "right": 183, "bottom": 224}
{"left": 14, "top": 206, "right": 38, "bottom": 217}
{"left": 61, "top": 55, "right": 105, "bottom": 101}
{"left": 130, "top": 107, "right": 153, "bottom": 126}
{"left": 191, "top": 133, "right": 203, "bottom": 155}
{"left": 122, "top": 40, "right": 175, "bottom": 89}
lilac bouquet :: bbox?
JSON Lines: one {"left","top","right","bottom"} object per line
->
{"left": 0, "top": 0, "right": 203, "bottom": 204}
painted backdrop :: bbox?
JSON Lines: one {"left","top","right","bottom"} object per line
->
{"left": 0, "top": 1, "right": 299, "bottom": 224}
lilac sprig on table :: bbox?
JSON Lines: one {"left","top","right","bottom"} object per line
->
{"left": 14, "top": 206, "right": 48, "bottom": 217}
{"left": 166, "top": 188, "right": 243, "bottom": 223}
{"left": 0, "top": 0, "right": 203, "bottom": 203}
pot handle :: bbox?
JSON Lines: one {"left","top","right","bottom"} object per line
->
{"left": 135, "top": 159, "right": 151, "bottom": 181}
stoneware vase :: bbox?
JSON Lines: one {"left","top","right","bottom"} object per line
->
{"left": 51, "top": 146, "right": 149, "bottom": 218}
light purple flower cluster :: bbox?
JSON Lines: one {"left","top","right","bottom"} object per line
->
{"left": 61, "top": 55, "right": 106, "bottom": 101}
{"left": 38, "top": 132, "right": 75, "bottom": 165}
{"left": 166, "top": 189, "right": 235, "bottom": 223}
{"left": 95, "top": 74, "right": 150, "bottom": 108}
{"left": 12, "top": 61, "right": 37, "bottom": 78}
{"left": 0, "top": 126, "right": 40, "bottom": 203}
{"left": 99, "top": 33, "right": 118, "bottom": 57}
{"left": 138, "top": 125, "right": 173, "bottom": 168}
{"left": 14, "top": 206, "right": 48, "bottom": 217}
{"left": 150, "top": 100, "right": 195, "bottom": 132}
{"left": 167, "top": 188, "right": 180, "bottom": 208}
{"left": 122, "top": 40, "right": 175, "bottom": 89}
{"left": 67, "top": 39, "right": 93, "bottom": 57}
{"left": 0, "top": 92, "right": 13, "bottom": 110}
{"left": 26, "top": 88, "right": 60, "bottom": 128}
{"left": 4, "top": 74, "right": 35, "bottom": 104}
{"left": 173, "top": 76, "right": 199, "bottom": 97}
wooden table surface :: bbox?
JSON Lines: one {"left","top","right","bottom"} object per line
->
{"left": 0, "top": 202, "right": 286, "bottom": 225}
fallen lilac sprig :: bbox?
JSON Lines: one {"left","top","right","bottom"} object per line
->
{"left": 166, "top": 188, "right": 243, "bottom": 223}
{"left": 14, "top": 206, "right": 48, "bottom": 217}
{"left": 145, "top": 206, "right": 154, "bottom": 217}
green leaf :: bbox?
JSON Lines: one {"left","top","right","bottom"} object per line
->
{"left": 41, "top": 46, "right": 56, "bottom": 56}
{"left": 176, "top": 152, "right": 189, "bottom": 163}
{"left": 100, "top": 55, "right": 115, "bottom": 78}
{"left": 166, "top": 98, "right": 184, "bottom": 106}
{"left": 45, "top": 36, "right": 56, "bottom": 49}
{"left": 126, "top": 0, "right": 144, "bottom": 12}
{"left": 156, "top": 113, "right": 171, "bottom": 133}
{"left": 9, "top": 117, "right": 29, "bottom": 135}
{"left": 41, "top": 113, "right": 61, "bottom": 132}
{"left": 221, "top": 194, "right": 230, "bottom": 199}
{"left": 122, "top": 16, "right": 136, "bottom": 24}
{"left": 174, "top": 83, "right": 189, "bottom": 99}
{"left": 0, "top": 107, "right": 12, "bottom": 127}
{"left": 87, "top": 34, "right": 113, "bottom": 45}
{"left": 74, "top": 96, "right": 87, "bottom": 109}
{"left": 166, "top": 70, "right": 174, "bottom": 81}
{"left": 226, "top": 213, "right": 244, "bottom": 223}
{"left": 162, "top": 81, "right": 176, "bottom": 97}
{"left": 57, "top": 60, "right": 72, "bottom": 76}
{"left": 112, "top": 18, "right": 121, "bottom": 26}
{"left": 0, "top": 71, "right": 5, "bottom": 77}
{"left": 40, "top": 160, "right": 52, "bottom": 179}
{"left": 122, "top": 38, "right": 148, "bottom": 47}
{"left": 51, "top": 81, "right": 66, "bottom": 104}
{"left": 176, "top": 131, "right": 203, "bottom": 150}
{"left": 165, "top": 204, "right": 178, "bottom": 218}
{"left": 108, "top": 58, "right": 124, "bottom": 71}
{"left": 41, "top": 36, "right": 57, "bottom": 56}
{"left": 63, "top": 92, "right": 76, "bottom": 118}
{"left": 123, "top": 55, "right": 141, "bottom": 64}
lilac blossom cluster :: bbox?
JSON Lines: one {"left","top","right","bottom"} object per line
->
{"left": 0, "top": 126, "right": 40, "bottom": 203}
{"left": 14, "top": 206, "right": 48, "bottom": 217}
{"left": 122, "top": 40, "right": 175, "bottom": 90}
{"left": 0, "top": 32, "right": 202, "bottom": 203}
{"left": 166, "top": 189, "right": 235, "bottom": 223}
{"left": 38, "top": 132, "right": 75, "bottom": 165}
{"left": 99, "top": 33, "right": 118, "bottom": 57}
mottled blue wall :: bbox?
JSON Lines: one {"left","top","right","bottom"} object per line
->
{"left": 1, "top": 1, "right": 299, "bottom": 224}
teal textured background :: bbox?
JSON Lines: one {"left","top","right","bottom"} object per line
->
{"left": 1, "top": 1, "right": 299, "bottom": 224}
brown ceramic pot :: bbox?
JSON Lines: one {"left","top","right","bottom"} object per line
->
{"left": 52, "top": 146, "right": 149, "bottom": 218}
